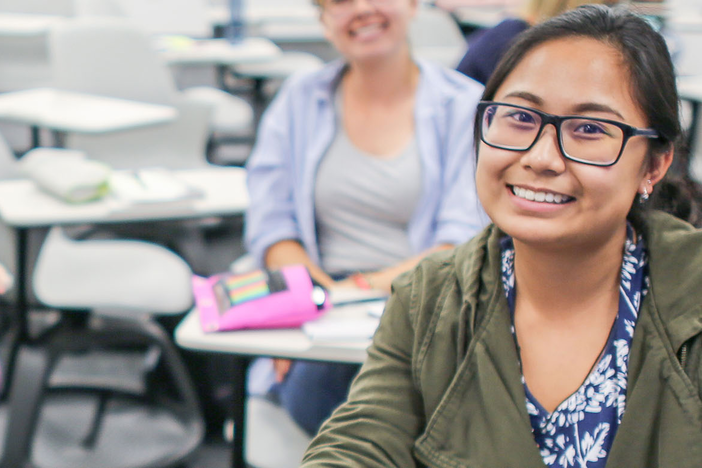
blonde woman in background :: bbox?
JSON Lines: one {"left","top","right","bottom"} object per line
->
{"left": 244, "top": 0, "right": 486, "bottom": 435}
{"left": 456, "top": 0, "right": 615, "bottom": 84}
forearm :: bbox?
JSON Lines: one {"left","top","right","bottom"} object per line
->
{"left": 264, "top": 239, "right": 335, "bottom": 289}
{"left": 364, "top": 244, "right": 454, "bottom": 293}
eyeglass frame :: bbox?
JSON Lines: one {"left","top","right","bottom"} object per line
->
{"left": 477, "top": 101, "right": 660, "bottom": 167}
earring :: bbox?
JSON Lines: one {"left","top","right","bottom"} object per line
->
{"left": 640, "top": 179, "right": 651, "bottom": 202}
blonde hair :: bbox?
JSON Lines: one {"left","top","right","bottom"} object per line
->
{"left": 522, "top": 0, "right": 615, "bottom": 24}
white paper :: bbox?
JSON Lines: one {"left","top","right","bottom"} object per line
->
{"left": 110, "top": 169, "right": 203, "bottom": 204}
{"left": 302, "top": 317, "right": 380, "bottom": 342}
{"left": 329, "top": 287, "right": 388, "bottom": 306}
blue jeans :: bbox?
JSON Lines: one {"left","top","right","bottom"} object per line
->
{"left": 270, "top": 361, "right": 361, "bottom": 436}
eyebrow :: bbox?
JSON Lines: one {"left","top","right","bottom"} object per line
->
{"left": 571, "top": 103, "right": 624, "bottom": 120}
{"left": 501, "top": 92, "right": 625, "bottom": 120}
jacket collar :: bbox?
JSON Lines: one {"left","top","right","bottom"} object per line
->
{"left": 455, "top": 211, "right": 702, "bottom": 349}
{"left": 310, "top": 57, "right": 455, "bottom": 116}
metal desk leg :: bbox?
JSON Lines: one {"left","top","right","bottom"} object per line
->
{"left": 15, "top": 227, "right": 28, "bottom": 342}
{"left": 688, "top": 101, "right": 700, "bottom": 161}
{"left": 231, "top": 356, "right": 251, "bottom": 468}
{"left": 30, "top": 126, "right": 40, "bottom": 149}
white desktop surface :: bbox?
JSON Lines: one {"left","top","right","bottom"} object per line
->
{"left": 156, "top": 37, "right": 281, "bottom": 66}
{"left": 0, "top": 88, "right": 178, "bottom": 134}
{"left": 175, "top": 304, "right": 372, "bottom": 364}
{"left": 0, "top": 13, "right": 65, "bottom": 37}
{"left": 207, "top": 5, "right": 319, "bottom": 28}
{"left": 0, "top": 166, "right": 248, "bottom": 227}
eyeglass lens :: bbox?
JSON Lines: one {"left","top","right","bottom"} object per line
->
{"left": 481, "top": 104, "right": 625, "bottom": 165}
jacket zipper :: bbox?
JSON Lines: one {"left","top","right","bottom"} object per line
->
{"left": 678, "top": 341, "right": 689, "bottom": 369}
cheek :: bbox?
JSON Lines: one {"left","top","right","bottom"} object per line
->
{"left": 475, "top": 148, "right": 508, "bottom": 207}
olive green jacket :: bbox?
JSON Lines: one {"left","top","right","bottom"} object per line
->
{"left": 301, "top": 211, "right": 702, "bottom": 467}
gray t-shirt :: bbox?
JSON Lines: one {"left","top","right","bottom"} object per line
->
{"left": 314, "top": 93, "right": 422, "bottom": 275}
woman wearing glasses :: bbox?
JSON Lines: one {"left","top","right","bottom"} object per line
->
{"left": 245, "top": 0, "right": 486, "bottom": 435}
{"left": 301, "top": 5, "right": 702, "bottom": 467}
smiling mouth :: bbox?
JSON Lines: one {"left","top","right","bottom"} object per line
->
{"left": 509, "top": 185, "right": 575, "bottom": 204}
{"left": 350, "top": 22, "right": 387, "bottom": 38}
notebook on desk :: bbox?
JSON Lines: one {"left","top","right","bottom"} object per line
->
{"left": 110, "top": 169, "right": 204, "bottom": 205}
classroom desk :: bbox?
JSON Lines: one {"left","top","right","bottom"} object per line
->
{"left": 0, "top": 166, "right": 248, "bottom": 339}
{"left": 678, "top": 76, "right": 702, "bottom": 159}
{"left": 0, "top": 12, "right": 64, "bottom": 37}
{"left": 175, "top": 302, "right": 376, "bottom": 468}
{"left": 0, "top": 166, "right": 248, "bottom": 468}
{"left": 155, "top": 36, "right": 282, "bottom": 67}
{"left": 0, "top": 88, "right": 178, "bottom": 147}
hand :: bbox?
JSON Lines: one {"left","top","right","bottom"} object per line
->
{"left": 331, "top": 277, "right": 361, "bottom": 290}
{"left": 273, "top": 358, "right": 292, "bottom": 383}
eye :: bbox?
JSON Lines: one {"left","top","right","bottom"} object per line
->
{"left": 574, "top": 122, "right": 609, "bottom": 135}
{"left": 506, "top": 111, "right": 537, "bottom": 125}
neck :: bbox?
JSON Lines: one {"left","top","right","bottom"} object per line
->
{"left": 343, "top": 47, "right": 418, "bottom": 103}
{"left": 512, "top": 226, "right": 627, "bottom": 321}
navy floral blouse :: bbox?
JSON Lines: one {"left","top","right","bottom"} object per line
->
{"left": 500, "top": 225, "right": 649, "bottom": 468}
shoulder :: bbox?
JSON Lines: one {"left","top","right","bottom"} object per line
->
{"left": 416, "top": 59, "right": 484, "bottom": 106}
{"left": 273, "top": 60, "right": 345, "bottom": 105}
{"left": 644, "top": 211, "right": 702, "bottom": 338}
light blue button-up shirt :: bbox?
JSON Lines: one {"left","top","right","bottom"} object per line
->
{"left": 245, "top": 59, "right": 489, "bottom": 267}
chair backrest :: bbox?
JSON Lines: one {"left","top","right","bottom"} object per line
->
{"left": 0, "top": 0, "right": 77, "bottom": 15}
{"left": 66, "top": 98, "right": 212, "bottom": 169}
{"left": 113, "top": 0, "right": 212, "bottom": 37}
{"left": 0, "top": 34, "right": 53, "bottom": 92}
{"left": 34, "top": 226, "right": 195, "bottom": 313}
{"left": 49, "top": 17, "right": 178, "bottom": 105}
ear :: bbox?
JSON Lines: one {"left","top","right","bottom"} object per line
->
{"left": 641, "top": 148, "right": 674, "bottom": 194}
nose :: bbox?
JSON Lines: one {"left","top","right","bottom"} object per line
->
{"left": 519, "top": 123, "right": 567, "bottom": 175}
{"left": 353, "top": 0, "right": 376, "bottom": 12}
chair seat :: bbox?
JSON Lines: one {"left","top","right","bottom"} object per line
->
{"left": 232, "top": 51, "right": 324, "bottom": 80}
{"left": 182, "top": 86, "right": 254, "bottom": 135}
{"left": 49, "top": 348, "right": 159, "bottom": 395}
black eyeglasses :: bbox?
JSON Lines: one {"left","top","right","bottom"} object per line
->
{"left": 477, "top": 101, "right": 659, "bottom": 167}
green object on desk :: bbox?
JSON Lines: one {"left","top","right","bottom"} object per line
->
{"left": 19, "top": 148, "right": 112, "bottom": 204}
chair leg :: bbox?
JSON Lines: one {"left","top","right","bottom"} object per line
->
{"left": 0, "top": 345, "right": 54, "bottom": 468}
{"left": 81, "top": 390, "right": 110, "bottom": 449}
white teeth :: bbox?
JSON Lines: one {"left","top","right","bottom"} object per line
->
{"left": 511, "top": 186, "right": 571, "bottom": 204}
{"left": 353, "top": 24, "right": 382, "bottom": 36}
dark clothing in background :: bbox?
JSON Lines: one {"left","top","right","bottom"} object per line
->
{"left": 456, "top": 18, "right": 530, "bottom": 85}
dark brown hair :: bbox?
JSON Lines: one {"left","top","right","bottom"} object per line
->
{"left": 475, "top": 5, "right": 702, "bottom": 226}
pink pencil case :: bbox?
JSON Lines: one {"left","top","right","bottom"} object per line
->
{"left": 193, "top": 264, "right": 330, "bottom": 333}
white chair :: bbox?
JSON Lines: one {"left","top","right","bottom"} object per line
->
{"left": 49, "top": 17, "right": 254, "bottom": 143}
{"left": 0, "top": 132, "right": 205, "bottom": 468}
{"left": 0, "top": 0, "right": 76, "bottom": 15}
{"left": 246, "top": 396, "right": 312, "bottom": 468}
{"left": 409, "top": 6, "right": 467, "bottom": 69}
{"left": 0, "top": 227, "right": 205, "bottom": 468}
{"left": 0, "top": 0, "right": 124, "bottom": 92}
